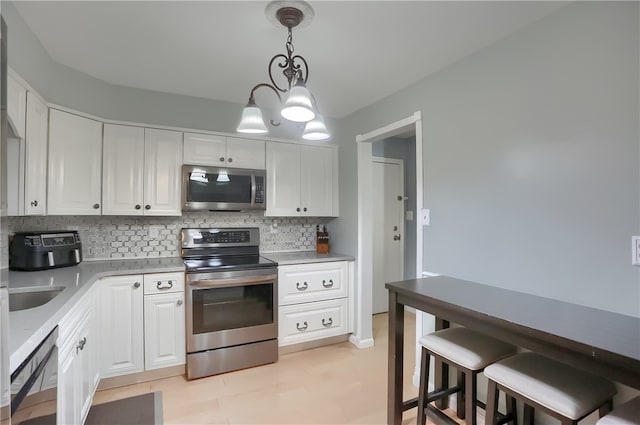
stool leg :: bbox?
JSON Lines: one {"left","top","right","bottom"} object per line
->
{"left": 466, "top": 371, "right": 477, "bottom": 425}
{"left": 523, "top": 404, "right": 534, "bottom": 425}
{"left": 598, "top": 399, "right": 613, "bottom": 418}
{"left": 457, "top": 369, "right": 465, "bottom": 420}
{"left": 417, "top": 346, "right": 430, "bottom": 425}
{"left": 485, "top": 379, "right": 498, "bottom": 425}
{"left": 505, "top": 395, "right": 517, "bottom": 425}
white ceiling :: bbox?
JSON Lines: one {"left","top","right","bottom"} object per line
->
{"left": 14, "top": 1, "right": 567, "bottom": 119}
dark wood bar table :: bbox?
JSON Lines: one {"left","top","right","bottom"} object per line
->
{"left": 386, "top": 276, "right": 640, "bottom": 425}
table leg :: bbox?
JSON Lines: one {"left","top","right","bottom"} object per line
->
{"left": 388, "top": 290, "right": 404, "bottom": 425}
{"left": 434, "top": 318, "right": 450, "bottom": 409}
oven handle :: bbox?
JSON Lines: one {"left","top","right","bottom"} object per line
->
{"left": 188, "top": 273, "right": 277, "bottom": 289}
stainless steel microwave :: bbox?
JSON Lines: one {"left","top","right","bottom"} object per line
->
{"left": 182, "top": 165, "right": 266, "bottom": 211}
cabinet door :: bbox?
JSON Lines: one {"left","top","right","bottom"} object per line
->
{"left": 143, "top": 128, "right": 182, "bottom": 216}
{"left": 97, "top": 275, "right": 144, "bottom": 378}
{"left": 57, "top": 344, "right": 79, "bottom": 425}
{"left": 7, "top": 74, "right": 26, "bottom": 139}
{"left": 144, "top": 292, "right": 185, "bottom": 370}
{"left": 24, "top": 92, "right": 48, "bottom": 215}
{"left": 48, "top": 109, "right": 103, "bottom": 215}
{"left": 78, "top": 309, "right": 97, "bottom": 425}
{"left": 102, "top": 124, "right": 145, "bottom": 215}
{"left": 183, "top": 132, "right": 226, "bottom": 166}
{"left": 226, "top": 137, "right": 265, "bottom": 170}
{"left": 300, "top": 145, "right": 334, "bottom": 216}
{"left": 265, "top": 142, "right": 301, "bottom": 216}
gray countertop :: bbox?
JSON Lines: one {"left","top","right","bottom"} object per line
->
{"left": 262, "top": 251, "right": 355, "bottom": 265}
{"left": 8, "top": 257, "right": 184, "bottom": 373}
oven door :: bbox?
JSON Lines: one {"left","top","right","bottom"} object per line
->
{"left": 186, "top": 268, "right": 278, "bottom": 352}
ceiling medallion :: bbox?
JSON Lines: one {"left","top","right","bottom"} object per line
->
{"left": 236, "top": 1, "right": 329, "bottom": 141}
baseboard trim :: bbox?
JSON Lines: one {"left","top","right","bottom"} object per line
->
{"left": 349, "top": 334, "right": 375, "bottom": 349}
{"left": 279, "top": 334, "right": 350, "bottom": 355}
{"left": 97, "top": 365, "right": 185, "bottom": 391}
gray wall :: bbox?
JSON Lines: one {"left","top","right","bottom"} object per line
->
{"left": 372, "top": 137, "right": 417, "bottom": 279}
{"left": 2, "top": 1, "right": 332, "bottom": 140}
{"left": 334, "top": 2, "right": 640, "bottom": 317}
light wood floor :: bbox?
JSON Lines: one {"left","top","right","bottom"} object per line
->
{"left": 93, "top": 312, "right": 444, "bottom": 424}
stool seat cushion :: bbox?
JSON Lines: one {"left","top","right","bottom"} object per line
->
{"left": 418, "top": 327, "right": 517, "bottom": 370}
{"left": 484, "top": 352, "right": 617, "bottom": 420}
{"left": 597, "top": 396, "right": 640, "bottom": 425}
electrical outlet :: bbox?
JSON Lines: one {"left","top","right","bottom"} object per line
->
{"left": 148, "top": 226, "right": 160, "bottom": 239}
{"left": 270, "top": 221, "right": 278, "bottom": 234}
{"left": 632, "top": 236, "right": 640, "bottom": 266}
{"left": 420, "top": 208, "right": 431, "bottom": 226}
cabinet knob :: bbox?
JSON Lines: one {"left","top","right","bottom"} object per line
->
{"left": 93, "top": 203, "right": 100, "bottom": 209}
{"left": 145, "top": 205, "right": 151, "bottom": 210}
{"left": 303, "top": 207, "right": 307, "bottom": 212}
{"left": 133, "top": 282, "right": 141, "bottom": 288}
{"left": 177, "top": 299, "right": 183, "bottom": 306}
{"left": 296, "top": 321, "right": 308, "bottom": 331}
{"left": 296, "top": 207, "right": 301, "bottom": 212}
{"left": 219, "top": 157, "right": 225, "bottom": 162}
{"left": 30, "top": 200, "right": 38, "bottom": 207}
{"left": 228, "top": 157, "right": 233, "bottom": 163}
{"left": 135, "top": 204, "right": 141, "bottom": 210}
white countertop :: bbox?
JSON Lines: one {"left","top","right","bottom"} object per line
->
{"left": 8, "top": 257, "right": 184, "bottom": 373}
{"left": 262, "top": 251, "right": 354, "bottom": 265}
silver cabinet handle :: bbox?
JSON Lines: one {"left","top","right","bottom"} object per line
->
{"left": 177, "top": 299, "right": 183, "bottom": 306}
{"left": 322, "top": 318, "right": 333, "bottom": 327}
{"left": 31, "top": 200, "right": 38, "bottom": 207}
{"left": 296, "top": 282, "right": 308, "bottom": 291}
{"left": 93, "top": 203, "right": 100, "bottom": 209}
{"left": 157, "top": 280, "right": 173, "bottom": 290}
{"left": 76, "top": 337, "right": 87, "bottom": 353}
{"left": 133, "top": 282, "right": 141, "bottom": 288}
{"left": 322, "top": 279, "right": 334, "bottom": 288}
{"left": 296, "top": 321, "right": 308, "bottom": 331}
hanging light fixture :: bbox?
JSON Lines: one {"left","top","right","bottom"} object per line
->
{"left": 237, "top": 1, "right": 330, "bottom": 141}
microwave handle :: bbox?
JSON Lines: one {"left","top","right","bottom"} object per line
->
{"left": 251, "top": 174, "right": 257, "bottom": 208}
{"left": 189, "top": 273, "right": 277, "bottom": 289}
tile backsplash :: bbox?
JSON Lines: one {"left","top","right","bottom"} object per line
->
{"left": 7, "top": 212, "right": 332, "bottom": 260}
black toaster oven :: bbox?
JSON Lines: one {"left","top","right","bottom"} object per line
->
{"left": 9, "top": 230, "right": 82, "bottom": 271}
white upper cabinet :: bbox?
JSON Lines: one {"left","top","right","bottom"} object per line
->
{"left": 48, "top": 109, "right": 103, "bottom": 215}
{"left": 24, "top": 92, "right": 49, "bottom": 215}
{"left": 266, "top": 142, "right": 338, "bottom": 217}
{"left": 144, "top": 128, "right": 183, "bottom": 215}
{"left": 103, "top": 126, "right": 182, "bottom": 216}
{"left": 102, "top": 124, "right": 145, "bottom": 215}
{"left": 183, "top": 132, "right": 265, "bottom": 169}
{"left": 7, "top": 74, "right": 26, "bottom": 139}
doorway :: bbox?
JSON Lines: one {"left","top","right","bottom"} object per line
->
{"left": 372, "top": 157, "right": 405, "bottom": 314}
{"left": 350, "top": 111, "right": 423, "bottom": 350}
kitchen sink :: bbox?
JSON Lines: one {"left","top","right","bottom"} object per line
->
{"left": 9, "top": 287, "right": 65, "bottom": 312}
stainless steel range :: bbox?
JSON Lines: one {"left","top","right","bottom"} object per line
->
{"left": 181, "top": 228, "right": 278, "bottom": 380}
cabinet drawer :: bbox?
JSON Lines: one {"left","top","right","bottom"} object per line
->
{"left": 278, "top": 298, "right": 348, "bottom": 346}
{"left": 278, "top": 261, "right": 347, "bottom": 306}
{"left": 143, "top": 272, "right": 185, "bottom": 294}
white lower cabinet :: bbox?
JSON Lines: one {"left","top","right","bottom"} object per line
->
{"left": 58, "top": 289, "right": 99, "bottom": 425}
{"left": 143, "top": 273, "right": 185, "bottom": 370}
{"left": 97, "top": 275, "right": 145, "bottom": 378}
{"left": 98, "top": 272, "right": 185, "bottom": 379}
{"left": 278, "top": 261, "right": 353, "bottom": 348}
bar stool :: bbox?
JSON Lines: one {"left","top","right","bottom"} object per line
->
{"left": 417, "top": 327, "right": 517, "bottom": 425}
{"left": 484, "top": 352, "right": 617, "bottom": 425}
{"left": 597, "top": 396, "right": 640, "bottom": 425}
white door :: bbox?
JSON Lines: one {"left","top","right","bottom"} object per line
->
{"left": 143, "top": 128, "right": 182, "bottom": 216}
{"left": 24, "top": 92, "right": 48, "bottom": 215}
{"left": 372, "top": 158, "right": 405, "bottom": 314}
{"left": 300, "top": 145, "right": 333, "bottom": 216}
{"left": 48, "top": 109, "right": 103, "bottom": 215}
{"left": 102, "top": 124, "right": 145, "bottom": 215}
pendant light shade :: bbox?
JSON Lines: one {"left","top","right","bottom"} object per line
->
{"left": 237, "top": 104, "right": 268, "bottom": 134}
{"left": 281, "top": 81, "right": 315, "bottom": 122}
{"left": 302, "top": 114, "right": 330, "bottom": 140}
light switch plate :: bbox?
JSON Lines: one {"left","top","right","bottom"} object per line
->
{"left": 632, "top": 236, "right": 640, "bottom": 266}
{"left": 420, "top": 208, "right": 431, "bottom": 226}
